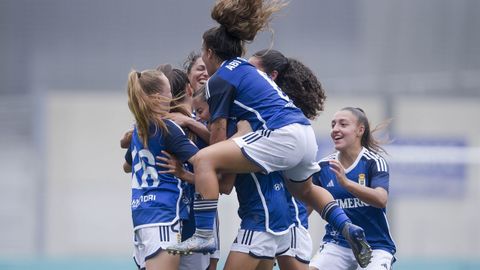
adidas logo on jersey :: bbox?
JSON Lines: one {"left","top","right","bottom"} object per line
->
{"left": 327, "top": 180, "right": 334, "bottom": 187}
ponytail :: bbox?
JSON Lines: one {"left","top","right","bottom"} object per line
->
{"left": 127, "top": 69, "right": 171, "bottom": 147}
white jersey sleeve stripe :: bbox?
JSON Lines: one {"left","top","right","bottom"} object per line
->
{"left": 234, "top": 100, "right": 268, "bottom": 130}
{"left": 364, "top": 150, "right": 388, "bottom": 172}
{"left": 364, "top": 151, "right": 381, "bottom": 171}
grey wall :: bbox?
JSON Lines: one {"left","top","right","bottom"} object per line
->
{"left": 1, "top": 0, "right": 479, "bottom": 96}
{"left": 1, "top": 0, "right": 480, "bottom": 264}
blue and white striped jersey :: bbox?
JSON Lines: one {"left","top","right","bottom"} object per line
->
{"left": 286, "top": 194, "right": 309, "bottom": 229}
{"left": 127, "top": 120, "right": 199, "bottom": 230}
{"left": 206, "top": 57, "right": 310, "bottom": 131}
{"left": 312, "top": 147, "right": 396, "bottom": 254}
{"left": 225, "top": 120, "right": 294, "bottom": 234}
{"left": 179, "top": 124, "right": 209, "bottom": 240}
{"left": 235, "top": 172, "right": 294, "bottom": 234}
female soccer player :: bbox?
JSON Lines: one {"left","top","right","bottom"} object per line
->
{"left": 157, "top": 63, "right": 220, "bottom": 270}
{"left": 183, "top": 51, "right": 209, "bottom": 94}
{"left": 248, "top": 48, "right": 326, "bottom": 267}
{"left": 309, "top": 107, "right": 397, "bottom": 270}
{"left": 166, "top": 87, "right": 307, "bottom": 270}
{"left": 124, "top": 69, "right": 200, "bottom": 270}
{"left": 168, "top": 0, "right": 372, "bottom": 267}
{"left": 249, "top": 49, "right": 326, "bottom": 119}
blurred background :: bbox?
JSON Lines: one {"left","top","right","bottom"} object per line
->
{"left": 1, "top": 0, "right": 479, "bottom": 269}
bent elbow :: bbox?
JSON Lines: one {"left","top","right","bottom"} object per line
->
{"left": 378, "top": 201, "right": 387, "bottom": 209}
{"left": 373, "top": 197, "right": 388, "bottom": 209}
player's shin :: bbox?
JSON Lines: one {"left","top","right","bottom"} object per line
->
{"left": 320, "top": 201, "right": 372, "bottom": 267}
{"left": 166, "top": 193, "right": 218, "bottom": 255}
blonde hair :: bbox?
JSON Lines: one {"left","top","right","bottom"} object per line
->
{"left": 127, "top": 69, "right": 171, "bottom": 148}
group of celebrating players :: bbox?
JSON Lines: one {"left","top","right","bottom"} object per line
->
{"left": 121, "top": 0, "right": 396, "bottom": 269}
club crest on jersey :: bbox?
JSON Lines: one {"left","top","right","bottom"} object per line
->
{"left": 358, "top": 174, "right": 366, "bottom": 186}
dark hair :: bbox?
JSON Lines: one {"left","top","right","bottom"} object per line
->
{"left": 252, "top": 49, "right": 326, "bottom": 119}
{"left": 341, "top": 107, "right": 389, "bottom": 154}
{"left": 157, "top": 64, "right": 197, "bottom": 141}
{"left": 183, "top": 51, "right": 202, "bottom": 75}
{"left": 203, "top": 0, "right": 287, "bottom": 61}
{"left": 157, "top": 64, "right": 189, "bottom": 100}
{"left": 157, "top": 63, "right": 192, "bottom": 116}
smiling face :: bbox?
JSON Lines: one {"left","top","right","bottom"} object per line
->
{"left": 330, "top": 110, "right": 364, "bottom": 152}
{"left": 188, "top": 57, "right": 209, "bottom": 92}
{"left": 192, "top": 95, "right": 210, "bottom": 122}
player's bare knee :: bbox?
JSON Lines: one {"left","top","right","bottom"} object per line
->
{"left": 193, "top": 149, "right": 219, "bottom": 171}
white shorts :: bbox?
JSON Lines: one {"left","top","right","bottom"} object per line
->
{"left": 309, "top": 242, "right": 395, "bottom": 270}
{"left": 179, "top": 253, "right": 211, "bottom": 270}
{"left": 211, "top": 214, "right": 221, "bottom": 259}
{"left": 233, "top": 123, "right": 319, "bottom": 181}
{"left": 230, "top": 229, "right": 291, "bottom": 259}
{"left": 133, "top": 222, "right": 181, "bottom": 269}
{"left": 277, "top": 226, "right": 312, "bottom": 263}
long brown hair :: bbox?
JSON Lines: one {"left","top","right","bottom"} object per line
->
{"left": 127, "top": 69, "right": 171, "bottom": 148}
{"left": 157, "top": 64, "right": 191, "bottom": 116}
{"left": 157, "top": 64, "right": 198, "bottom": 141}
{"left": 341, "top": 107, "right": 390, "bottom": 154}
{"left": 203, "top": 0, "right": 288, "bottom": 60}
{"left": 252, "top": 49, "right": 326, "bottom": 119}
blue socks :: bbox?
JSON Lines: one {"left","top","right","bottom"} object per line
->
{"left": 194, "top": 197, "right": 218, "bottom": 230}
{"left": 321, "top": 201, "right": 350, "bottom": 232}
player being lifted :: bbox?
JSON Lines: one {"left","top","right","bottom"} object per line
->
{"left": 167, "top": 0, "right": 372, "bottom": 267}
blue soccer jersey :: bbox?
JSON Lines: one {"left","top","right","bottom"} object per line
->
{"left": 206, "top": 57, "right": 310, "bottom": 131}
{"left": 235, "top": 172, "right": 295, "bottom": 234}
{"left": 179, "top": 125, "right": 210, "bottom": 241}
{"left": 312, "top": 147, "right": 396, "bottom": 254}
{"left": 127, "top": 120, "right": 199, "bottom": 230}
{"left": 224, "top": 119, "right": 294, "bottom": 234}
{"left": 286, "top": 194, "right": 309, "bottom": 229}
